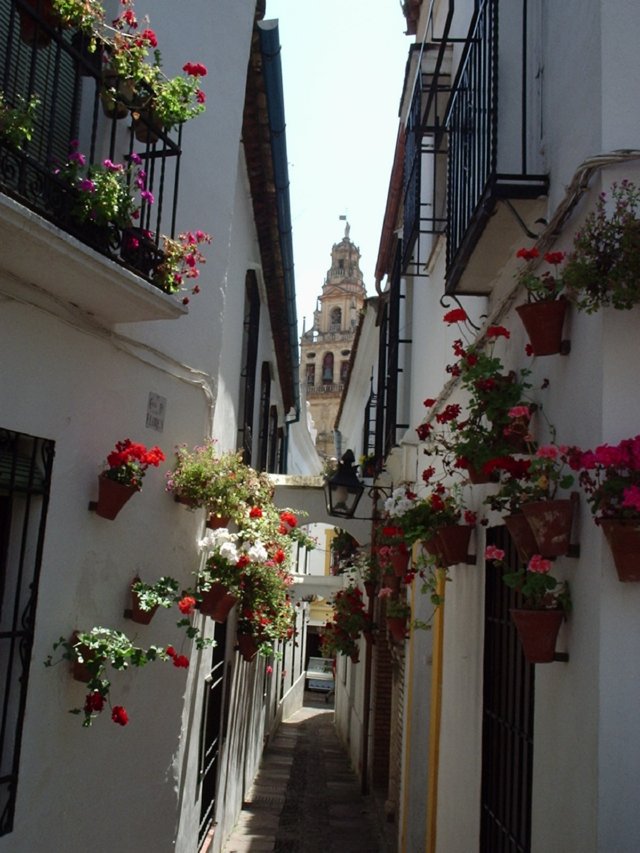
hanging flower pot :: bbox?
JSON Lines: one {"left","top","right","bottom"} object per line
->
{"left": 129, "top": 578, "right": 158, "bottom": 625}
{"left": 93, "top": 475, "right": 137, "bottom": 520}
{"left": 386, "top": 616, "right": 407, "bottom": 643}
{"left": 599, "top": 519, "right": 640, "bottom": 582}
{"left": 466, "top": 465, "right": 495, "bottom": 485}
{"left": 437, "top": 524, "right": 473, "bottom": 566}
{"left": 516, "top": 299, "right": 568, "bottom": 357}
{"left": 132, "top": 110, "right": 164, "bottom": 145}
{"left": 364, "top": 580, "right": 377, "bottom": 598}
{"left": 199, "top": 582, "right": 238, "bottom": 622}
{"left": 510, "top": 608, "right": 564, "bottom": 663}
{"left": 422, "top": 534, "right": 443, "bottom": 563}
{"left": 381, "top": 573, "right": 400, "bottom": 593}
{"left": 207, "top": 513, "right": 231, "bottom": 530}
{"left": 237, "top": 632, "right": 259, "bottom": 662}
{"left": 349, "top": 650, "right": 360, "bottom": 663}
{"left": 390, "top": 549, "right": 410, "bottom": 577}
{"left": 504, "top": 513, "right": 540, "bottom": 563}
{"left": 521, "top": 499, "right": 574, "bottom": 558}
{"left": 100, "top": 72, "right": 136, "bottom": 119}
{"left": 17, "top": 0, "right": 59, "bottom": 48}
{"left": 69, "top": 632, "right": 93, "bottom": 683}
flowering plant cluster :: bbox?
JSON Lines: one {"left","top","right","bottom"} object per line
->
{"left": 320, "top": 584, "right": 371, "bottom": 662}
{"left": 571, "top": 434, "right": 640, "bottom": 521}
{"left": 105, "top": 0, "right": 160, "bottom": 85}
{"left": 149, "top": 63, "right": 207, "bottom": 130}
{"left": 152, "top": 230, "right": 212, "bottom": 302}
{"left": 101, "top": 437, "right": 164, "bottom": 490}
{"left": 417, "top": 310, "right": 535, "bottom": 478}
{"left": 330, "top": 527, "right": 359, "bottom": 574}
{"left": 53, "top": 0, "right": 105, "bottom": 32}
{"left": 485, "top": 444, "right": 574, "bottom": 515}
{"left": 515, "top": 247, "right": 567, "bottom": 303}
{"left": 384, "top": 479, "right": 471, "bottom": 547}
{"left": 486, "top": 547, "right": 571, "bottom": 611}
{"left": 165, "top": 440, "right": 272, "bottom": 519}
{"left": 563, "top": 179, "right": 640, "bottom": 312}
{"left": 45, "top": 628, "right": 174, "bottom": 727}
{"left": 55, "top": 143, "right": 152, "bottom": 228}
{"left": 384, "top": 594, "right": 411, "bottom": 620}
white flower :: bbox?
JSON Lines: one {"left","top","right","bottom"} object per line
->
{"left": 198, "top": 527, "right": 235, "bottom": 553}
{"left": 218, "top": 541, "right": 239, "bottom": 563}
{"left": 242, "top": 540, "right": 269, "bottom": 563}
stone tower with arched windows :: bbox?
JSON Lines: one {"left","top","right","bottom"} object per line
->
{"left": 300, "top": 221, "right": 367, "bottom": 459}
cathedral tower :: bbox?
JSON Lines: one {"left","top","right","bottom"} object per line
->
{"left": 300, "top": 221, "right": 367, "bottom": 459}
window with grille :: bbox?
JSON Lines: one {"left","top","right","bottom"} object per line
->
{"left": 0, "top": 427, "right": 54, "bottom": 837}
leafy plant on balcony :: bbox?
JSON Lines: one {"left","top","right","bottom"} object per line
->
{"left": 52, "top": 0, "right": 104, "bottom": 32}
{"left": 54, "top": 144, "right": 152, "bottom": 229}
{"left": 0, "top": 91, "right": 40, "bottom": 148}
{"left": 148, "top": 63, "right": 207, "bottom": 129}
{"left": 152, "top": 229, "right": 211, "bottom": 302}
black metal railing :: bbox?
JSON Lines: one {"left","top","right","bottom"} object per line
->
{"left": 0, "top": 0, "right": 182, "bottom": 291}
{"left": 445, "top": 0, "right": 498, "bottom": 280}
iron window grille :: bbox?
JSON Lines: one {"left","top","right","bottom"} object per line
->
{"left": 0, "top": 427, "right": 54, "bottom": 837}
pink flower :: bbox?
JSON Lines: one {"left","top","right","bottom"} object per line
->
{"left": 536, "top": 445, "right": 559, "bottom": 460}
{"left": 508, "top": 406, "right": 530, "bottom": 419}
{"left": 266, "top": 665, "right": 273, "bottom": 675}
{"left": 528, "top": 554, "right": 552, "bottom": 574}
{"left": 485, "top": 545, "right": 505, "bottom": 562}
{"left": 377, "top": 587, "right": 393, "bottom": 599}
{"left": 622, "top": 485, "right": 640, "bottom": 512}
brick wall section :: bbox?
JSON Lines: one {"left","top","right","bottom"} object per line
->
{"left": 371, "top": 629, "right": 394, "bottom": 788}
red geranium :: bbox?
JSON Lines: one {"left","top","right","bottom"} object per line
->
{"left": 111, "top": 706, "right": 129, "bottom": 726}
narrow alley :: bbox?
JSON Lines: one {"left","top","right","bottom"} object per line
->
{"left": 222, "top": 693, "right": 395, "bottom": 853}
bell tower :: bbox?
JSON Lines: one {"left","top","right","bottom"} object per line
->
{"left": 300, "top": 220, "right": 367, "bottom": 459}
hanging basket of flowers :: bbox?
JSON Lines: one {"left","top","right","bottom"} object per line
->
{"left": 573, "top": 434, "right": 640, "bottom": 580}
{"left": 91, "top": 438, "right": 165, "bottom": 519}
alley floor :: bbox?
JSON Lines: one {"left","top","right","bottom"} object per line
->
{"left": 222, "top": 692, "right": 395, "bottom": 853}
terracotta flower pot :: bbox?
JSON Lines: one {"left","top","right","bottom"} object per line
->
{"left": 364, "top": 580, "right": 377, "bottom": 598}
{"left": 94, "top": 475, "right": 137, "bottom": 520}
{"left": 237, "top": 633, "right": 259, "bottom": 662}
{"left": 199, "top": 582, "right": 238, "bottom": 622}
{"left": 390, "top": 550, "right": 410, "bottom": 577}
{"left": 70, "top": 632, "right": 93, "bottom": 683}
{"left": 129, "top": 578, "right": 158, "bottom": 625}
{"left": 207, "top": 513, "right": 231, "bottom": 530}
{"left": 17, "top": 0, "right": 59, "bottom": 48}
{"left": 516, "top": 299, "right": 567, "bottom": 357}
{"left": 599, "top": 518, "right": 640, "bottom": 582}
{"left": 386, "top": 616, "right": 407, "bottom": 643}
{"left": 381, "top": 574, "right": 400, "bottom": 593}
{"left": 504, "top": 513, "right": 540, "bottom": 563}
{"left": 422, "top": 534, "right": 444, "bottom": 562}
{"left": 466, "top": 465, "right": 495, "bottom": 485}
{"left": 510, "top": 608, "right": 564, "bottom": 664}
{"left": 521, "top": 499, "right": 574, "bottom": 558}
{"left": 437, "top": 525, "right": 473, "bottom": 566}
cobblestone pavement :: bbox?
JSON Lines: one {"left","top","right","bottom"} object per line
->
{"left": 222, "top": 693, "right": 393, "bottom": 853}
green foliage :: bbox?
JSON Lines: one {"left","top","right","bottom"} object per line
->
{"left": 0, "top": 92, "right": 40, "bottom": 148}
{"left": 564, "top": 180, "right": 640, "bottom": 312}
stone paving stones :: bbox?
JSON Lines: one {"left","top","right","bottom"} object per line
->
{"left": 222, "top": 696, "right": 392, "bottom": 853}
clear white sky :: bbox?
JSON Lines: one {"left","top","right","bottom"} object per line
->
{"left": 264, "top": 0, "right": 410, "bottom": 332}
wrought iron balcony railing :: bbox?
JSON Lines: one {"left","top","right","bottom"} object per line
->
{"left": 0, "top": 0, "right": 183, "bottom": 293}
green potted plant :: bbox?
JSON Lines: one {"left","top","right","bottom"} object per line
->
{"left": 563, "top": 179, "right": 640, "bottom": 312}
{"left": 45, "top": 628, "right": 174, "bottom": 727}
{"left": 487, "top": 549, "right": 570, "bottom": 663}
{"left": 0, "top": 91, "right": 40, "bottom": 148}
{"left": 54, "top": 145, "right": 152, "bottom": 234}
{"left": 133, "top": 62, "right": 207, "bottom": 140}
{"left": 572, "top": 434, "right": 640, "bottom": 580}
{"left": 514, "top": 247, "right": 569, "bottom": 356}
{"left": 165, "top": 439, "right": 272, "bottom": 522}
{"left": 383, "top": 594, "right": 411, "bottom": 642}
